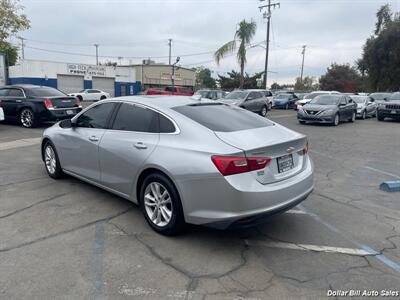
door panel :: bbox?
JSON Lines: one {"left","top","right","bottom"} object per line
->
{"left": 99, "top": 131, "right": 159, "bottom": 195}
{"left": 1, "top": 88, "right": 25, "bottom": 118}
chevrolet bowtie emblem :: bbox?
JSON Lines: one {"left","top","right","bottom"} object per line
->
{"left": 286, "top": 147, "right": 295, "bottom": 153}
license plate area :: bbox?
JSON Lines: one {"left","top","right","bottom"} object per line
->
{"left": 66, "top": 110, "right": 74, "bottom": 115}
{"left": 391, "top": 110, "right": 397, "bottom": 114}
{"left": 277, "top": 154, "right": 294, "bottom": 173}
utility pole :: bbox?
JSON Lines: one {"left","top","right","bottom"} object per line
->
{"left": 18, "top": 37, "right": 26, "bottom": 60}
{"left": 168, "top": 39, "right": 172, "bottom": 65}
{"left": 300, "top": 45, "right": 306, "bottom": 83}
{"left": 94, "top": 44, "right": 99, "bottom": 65}
{"left": 259, "top": 0, "right": 280, "bottom": 89}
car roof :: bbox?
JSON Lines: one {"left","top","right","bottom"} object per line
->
{"left": 104, "top": 95, "right": 217, "bottom": 109}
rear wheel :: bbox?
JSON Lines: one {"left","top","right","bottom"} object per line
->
{"left": 362, "top": 110, "right": 366, "bottom": 120}
{"left": 77, "top": 95, "right": 83, "bottom": 102}
{"left": 100, "top": 95, "right": 107, "bottom": 100}
{"left": 260, "top": 105, "right": 268, "bottom": 117}
{"left": 20, "top": 108, "right": 37, "bottom": 128}
{"left": 43, "top": 141, "right": 64, "bottom": 179}
{"left": 140, "top": 173, "right": 185, "bottom": 235}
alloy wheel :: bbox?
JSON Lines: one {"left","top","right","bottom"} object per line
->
{"left": 334, "top": 114, "right": 339, "bottom": 126}
{"left": 44, "top": 145, "right": 57, "bottom": 174}
{"left": 362, "top": 111, "right": 366, "bottom": 119}
{"left": 144, "top": 182, "right": 173, "bottom": 227}
{"left": 261, "top": 106, "right": 267, "bottom": 117}
{"left": 21, "top": 109, "right": 34, "bottom": 128}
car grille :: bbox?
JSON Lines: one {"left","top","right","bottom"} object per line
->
{"left": 306, "top": 110, "right": 319, "bottom": 115}
{"left": 386, "top": 104, "right": 400, "bottom": 110}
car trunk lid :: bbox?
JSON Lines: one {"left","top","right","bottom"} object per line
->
{"left": 214, "top": 124, "right": 308, "bottom": 184}
{"left": 47, "top": 96, "right": 79, "bottom": 109}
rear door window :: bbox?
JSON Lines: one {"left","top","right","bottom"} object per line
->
{"left": 8, "top": 89, "right": 24, "bottom": 97}
{"left": 0, "top": 89, "right": 9, "bottom": 97}
{"left": 112, "top": 103, "right": 159, "bottom": 133}
{"left": 173, "top": 103, "right": 272, "bottom": 132}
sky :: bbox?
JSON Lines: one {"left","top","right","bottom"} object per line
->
{"left": 11, "top": 0, "right": 400, "bottom": 85}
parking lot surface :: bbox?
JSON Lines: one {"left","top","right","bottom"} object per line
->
{"left": 1, "top": 108, "right": 400, "bottom": 299}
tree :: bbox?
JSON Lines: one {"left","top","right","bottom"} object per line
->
{"left": 217, "top": 70, "right": 263, "bottom": 90}
{"left": 294, "top": 76, "right": 318, "bottom": 92}
{"left": 214, "top": 19, "right": 257, "bottom": 89}
{"left": 270, "top": 82, "right": 281, "bottom": 91}
{"left": 319, "top": 63, "right": 363, "bottom": 92}
{"left": 0, "top": 0, "right": 30, "bottom": 66}
{"left": 194, "top": 66, "right": 216, "bottom": 89}
{"left": 357, "top": 5, "right": 400, "bottom": 91}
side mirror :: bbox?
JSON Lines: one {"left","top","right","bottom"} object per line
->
{"left": 246, "top": 96, "right": 254, "bottom": 101}
{"left": 383, "top": 97, "right": 388, "bottom": 101}
{"left": 59, "top": 119, "right": 75, "bottom": 128}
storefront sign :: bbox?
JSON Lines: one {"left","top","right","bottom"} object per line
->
{"left": 160, "top": 71, "right": 182, "bottom": 80}
{"left": 67, "top": 64, "right": 106, "bottom": 77}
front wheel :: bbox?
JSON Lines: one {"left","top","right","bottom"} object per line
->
{"left": 285, "top": 103, "right": 289, "bottom": 110}
{"left": 43, "top": 141, "right": 64, "bottom": 179}
{"left": 362, "top": 110, "right": 366, "bottom": 120}
{"left": 140, "top": 173, "right": 185, "bottom": 235}
{"left": 333, "top": 113, "right": 340, "bottom": 126}
{"left": 20, "top": 108, "right": 37, "bottom": 128}
{"left": 349, "top": 111, "right": 356, "bottom": 122}
{"left": 260, "top": 105, "right": 268, "bottom": 117}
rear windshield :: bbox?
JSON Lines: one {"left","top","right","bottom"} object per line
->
{"left": 172, "top": 103, "right": 273, "bottom": 132}
{"left": 26, "top": 87, "right": 67, "bottom": 97}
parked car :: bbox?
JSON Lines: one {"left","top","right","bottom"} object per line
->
{"left": 0, "top": 85, "right": 82, "bottom": 128}
{"left": 41, "top": 96, "right": 313, "bottom": 235}
{"left": 369, "top": 92, "right": 392, "bottom": 104}
{"left": 221, "top": 90, "right": 269, "bottom": 117}
{"left": 145, "top": 86, "right": 194, "bottom": 96}
{"left": 273, "top": 93, "right": 298, "bottom": 109}
{"left": 194, "top": 89, "right": 226, "bottom": 100}
{"left": 376, "top": 92, "right": 400, "bottom": 121}
{"left": 297, "top": 94, "right": 357, "bottom": 126}
{"left": 68, "top": 89, "right": 110, "bottom": 101}
{"left": 295, "top": 91, "right": 340, "bottom": 110}
{"left": 350, "top": 95, "right": 377, "bottom": 119}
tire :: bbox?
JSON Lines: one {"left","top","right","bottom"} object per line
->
{"left": 362, "top": 110, "right": 366, "bottom": 120}
{"left": 77, "top": 95, "right": 83, "bottom": 101}
{"left": 140, "top": 173, "right": 185, "bottom": 235}
{"left": 285, "top": 103, "right": 289, "bottom": 110}
{"left": 20, "top": 108, "right": 37, "bottom": 128}
{"left": 349, "top": 111, "right": 356, "bottom": 122}
{"left": 43, "top": 141, "right": 64, "bottom": 179}
{"left": 100, "top": 96, "right": 107, "bottom": 100}
{"left": 377, "top": 113, "right": 384, "bottom": 121}
{"left": 333, "top": 113, "right": 340, "bottom": 126}
{"left": 260, "top": 105, "right": 268, "bottom": 117}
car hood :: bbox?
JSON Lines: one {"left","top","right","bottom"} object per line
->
{"left": 357, "top": 103, "right": 366, "bottom": 108}
{"left": 303, "top": 104, "right": 337, "bottom": 111}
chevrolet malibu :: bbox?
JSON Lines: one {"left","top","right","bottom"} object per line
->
{"left": 41, "top": 96, "right": 314, "bottom": 235}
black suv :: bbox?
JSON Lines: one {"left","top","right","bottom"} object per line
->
{"left": 0, "top": 85, "right": 82, "bottom": 128}
{"left": 377, "top": 92, "right": 400, "bottom": 121}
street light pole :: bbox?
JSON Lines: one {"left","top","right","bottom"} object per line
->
{"left": 300, "top": 45, "right": 306, "bottom": 83}
{"left": 171, "top": 56, "right": 180, "bottom": 92}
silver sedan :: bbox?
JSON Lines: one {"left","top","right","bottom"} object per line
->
{"left": 41, "top": 96, "right": 314, "bottom": 235}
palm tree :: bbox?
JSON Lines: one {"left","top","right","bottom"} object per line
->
{"left": 214, "top": 19, "right": 257, "bottom": 88}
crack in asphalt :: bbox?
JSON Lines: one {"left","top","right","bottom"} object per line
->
{"left": 0, "top": 176, "right": 48, "bottom": 188}
{"left": 0, "top": 193, "right": 69, "bottom": 219}
{"left": 0, "top": 207, "right": 133, "bottom": 253}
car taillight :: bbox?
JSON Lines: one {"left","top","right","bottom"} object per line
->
{"left": 299, "top": 141, "right": 309, "bottom": 155}
{"left": 75, "top": 97, "right": 81, "bottom": 106}
{"left": 43, "top": 98, "right": 53, "bottom": 110}
{"left": 211, "top": 155, "right": 271, "bottom": 176}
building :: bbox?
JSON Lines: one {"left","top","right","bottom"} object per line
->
{"left": 8, "top": 59, "right": 141, "bottom": 97}
{"left": 132, "top": 63, "right": 195, "bottom": 91}
{"left": 7, "top": 59, "right": 196, "bottom": 96}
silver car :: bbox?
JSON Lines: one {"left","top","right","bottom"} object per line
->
{"left": 350, "top": 95, "right": 377, "bottom": 119}
{"left": 41, "top": 96, "right": 314, "bottom": 235}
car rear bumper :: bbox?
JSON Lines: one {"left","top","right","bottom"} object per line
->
{"left": 38, "top": 107, "right": 82, "bottom": 122}
{"left": 176, "top": 155, "right": 314, "bottom": 229}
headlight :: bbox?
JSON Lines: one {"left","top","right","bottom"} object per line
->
{"left": 378, "top": 103, "right": 386, "bottom": 109}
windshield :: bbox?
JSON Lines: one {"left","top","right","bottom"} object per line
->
{"left": 309, "top": 95, "right": 341, "bottom": 105}
{"left": 351, "top": 96, "right": 367, "bottom": 104}
{"left": 275, "top": 94, "right": 290, "bottom": 99}
{"left": 225, "top": 91, "right": 247, "bottom": 100}
{"left": 26, "top": 87, "right": 67, "bottom": 97}
{"left": 370, "top": 93, "right": 391, "bottom": 101}
{"left": 173, "top": 103, "right": 272, "bottom": 132}
{"left": 304, "top": 92, "right": 327, "bottom": 100}
{"left": 389, "top": 92, "right": 400, "bottom": 101}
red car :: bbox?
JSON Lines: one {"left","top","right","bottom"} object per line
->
{"left": 145, "top": 86, "right": 194, "bottom": 96}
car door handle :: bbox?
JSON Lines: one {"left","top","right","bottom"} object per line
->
{"left": 134, "top": 142, "right": 147, "bottom": 149}
{"left": 88, "top": 136, "right": 99, "bottom": 142}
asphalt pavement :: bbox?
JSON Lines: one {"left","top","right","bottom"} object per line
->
{"left": 0, "top": 107, "right": 399, "bottom": 299}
